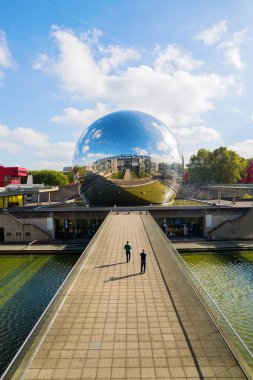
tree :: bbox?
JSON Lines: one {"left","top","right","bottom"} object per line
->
{"left": 65, "top": 170, "right": 74, "bottom": 184}
{"left": 31, "top": 170, "right": 69, "bottom": 186}
{"left": 186, "top": 148, "right": 213, "bottom": 182}
{"left": 187, "top": 147, "right": 247, "bottom": 183}
{"left": 211, "top": 147, "right": 247, "bottom": 183}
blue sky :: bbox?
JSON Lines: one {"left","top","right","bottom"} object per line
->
{"left": 0, "top": 0, "right": 253, "bottom": 170}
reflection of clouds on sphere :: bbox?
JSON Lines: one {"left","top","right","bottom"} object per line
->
{"left": 73, "top": 110, "right": 184, "bottom": 206}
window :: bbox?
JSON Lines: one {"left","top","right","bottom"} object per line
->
{"left": 16, "top": 232, "right": 22, "bottom": 238}
{"left": 6, "top": 232, "right": 12, "bottom": 237}
{"left": 25, "top": 232, "right": 31, "bottom": 237}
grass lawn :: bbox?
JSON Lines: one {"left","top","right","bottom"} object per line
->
{"left": 84, "top": 180, "right": 175, "bottom": 205}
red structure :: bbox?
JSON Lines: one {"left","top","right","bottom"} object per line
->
{"left": 0, "top": 165, "right": 28, "bottom": 187}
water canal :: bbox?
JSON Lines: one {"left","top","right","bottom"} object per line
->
{"left": 0, "top": 253, "right": 80, "bottom": 377}
{"left": 181, "top": 250, "right": 253, "bottom": 354}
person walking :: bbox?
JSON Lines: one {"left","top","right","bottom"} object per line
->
{"left": 124, "top": 241, "right": 131, "bottom": 262}
{"left": 140, "top": 249, "right": 147, "bottom": 274}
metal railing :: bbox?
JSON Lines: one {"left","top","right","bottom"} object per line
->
{"left": 154, "top": 224, "right": 253, "bottom": 379}
{"left": 1, "top": 214, "right": 111, "bottom": 380}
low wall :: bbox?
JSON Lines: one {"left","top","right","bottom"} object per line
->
{"left": 208, "top": 208, "right": 253, "bottom": 240}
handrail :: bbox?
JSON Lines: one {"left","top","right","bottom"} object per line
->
{"left": 19, "top": 240, "right": 37, "bottom": 252}
{"left": 1, "top": 213, "right": 111, "bottom": 380}
{"left": 28, "top": 240, "right": 37, "bottom": 249}
{"left": 146, "top": 214, "right": 253, "bottom": 378}
{"left": 169, "top": 239, "right": 253, "bottom": 358}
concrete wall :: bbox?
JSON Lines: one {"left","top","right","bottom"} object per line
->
{"left": 0, "top": 212, "right": 50, "bottom": 243}
{"left": 204, "top": 212, "right": 242, "bottom": 236}
{"left": 208, "top": 208, "right": 253, "bottom": 240}
{"left": 2, "top": 205, "right": 253, "bottom": 241}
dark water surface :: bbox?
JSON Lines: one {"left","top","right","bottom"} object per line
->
{"left": 182, "top": 250, "right": 253, "bottom": 354}
{"left": 0, "top": 253, "right": 80, "bottom": 377}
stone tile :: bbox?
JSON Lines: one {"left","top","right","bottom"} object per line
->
{"left": 112, "top": 358, "right": 126, "bottom": 367}
{"left": 98, "top": 358, "right": 112, "bottom": 367}
{"left": 81, "top": 367, "right": 97, "bottom": 379}
{"left": 96, "top": 367, "right": 111, "bottom": 379}
{"left": 140, "top": 367, "right": 156, "bottom": 378}
{"left": 67, "top": 368, "right": 83, "bottom": 379}
{"left": 23, "top": 369, "right": 40, "bottom": 379}
{"left": 126, "top": 357, "right": 140, "bottom": 368}
{"left": 155, "top": 367, "right": 171, "bottom": 378}
{"left": 52, "top": 368, "right": 69, "bottom": 379}
{"left": 18, "top": 214, "right": 246, "bottom": 380}
{"left": 184, "top": 367, "right": 200, "bottom": 377}
{"left": 169, "top": 366, "right": 186, "bottom": 378}
{"left": 126, "top": 367, "right": 141, "bottom": 379}
{"left": 111, "top": 367, "right": 126, "bottom": 379}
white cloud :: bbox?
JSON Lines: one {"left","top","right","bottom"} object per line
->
{"left": 196, "top": 22, "right": 246, "bottom": 70}
{"left": 34, "top": 26, "right": 106, "bottom": 99}
{"left": 35, "top": 26, "right": 236, "bottom": 129}
{"left": 232, "top": 107, "right": 243, "bottom": 114}
{"left": 133, "top": 147, "right": 147, "bottom": 155}
{"left": 0, "top": 140, "right": 21, "bottom": 154}
{"left": 0, "top": 30, "right": 15, "bottom": 81}
{"left": 220, "top": 30, "right": 246, "bottom": 70}
{"left": 249, "top": 114, "right": 253, "bottom": 122}
{"left": 224, "top": 47, "right": 243, "bottom": 70}
{"left": 99, "top": 45, "right": 140, "bottom": 73}
{"left": 229, "top": 140, "right": 253, "bottom": 158}
{"left": 87, "top": 152, "right": 106, "bottom": 159}
{"left": 220, "top": 30, "right": 246, "bottom": 49}
{"left": 91, "top": 129, "right": 102, "bottom": 139}
{"left": 28, "top": 160, "right": 70, "bottom": 171}
{"left": 0, "top": 31, "right": 13, "bottom": 67}
{"left": 12, "top": 127, "right": 48, "bottom": 147}
{"left": 81, "top": 28, "right": 103, "bottom": 45}
{"left": 0, "top": 124, "right": 48, "bottom": 151}
{"left": 51, "top": 103, "right": 110, "bottom": 129}
{"left": 0, "top": 122, "right": 75, "bottom": 167}
{"left": 36, "top": 141, "right": 75, "bottom": 160}
{"left": 173, "top": 125, "right": 221, "bottom": 145}
{"left": 157, "top": 142, "right": 168, "bottom": 151}
{"left": 154, "top": 44, "right": 204, "bottom": 73}
{"left": 195, "top": 21, "right": 228, "bottom": 45}
{"left": 0, "top": 123, "right": 8, "bottom": 136}
{"left": 82, "top": 145, "right": 89, "bottom": 153}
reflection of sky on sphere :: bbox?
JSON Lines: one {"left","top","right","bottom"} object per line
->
{"left": 73, "top": 110, "right": 183, "bottom": 166}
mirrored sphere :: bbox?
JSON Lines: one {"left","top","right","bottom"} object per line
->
{"left": 72, "top": 110, "right": 184, "bottom": 206}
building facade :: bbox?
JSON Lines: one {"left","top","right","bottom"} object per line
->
{"left": 0, "top": 165, "right": 28, "bottom": 187}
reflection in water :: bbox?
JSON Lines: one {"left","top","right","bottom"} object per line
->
{"left": 72, "top": 110, "right": 184, "bottom": 205}
{"left": 182, "top": 251, "right": 253, "bottom": 352}
{"left": 0, "top": 254, "right": 79, "bottom": 377}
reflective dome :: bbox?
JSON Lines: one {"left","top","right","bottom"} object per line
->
{"left": 72, "top": 110, "right": 183, "bottom": 206}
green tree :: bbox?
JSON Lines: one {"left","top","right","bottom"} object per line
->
{"left": 186, "top": 148, "right": 213, "bottom": 182}
{"left": 211, "top": 147, "right": 247, "bottom": 183}
{"left": 65, "top": 170, "right": 74, "bottom": 183}
{"left": 187, "top": 147, "right": 247, "bottom": 183}
{"left": 31, "top": 170, "right": 69, "bottom": 186}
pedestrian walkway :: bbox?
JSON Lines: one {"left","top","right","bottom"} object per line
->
{"left": 4, "top": 212, "right": 246, "bottom": 379}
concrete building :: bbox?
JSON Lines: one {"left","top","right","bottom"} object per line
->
{"left": 1, "top": 202, "right": 253, "bottom": 243}
{"left": 0, "top": 165, "right": 27, "bottom": 187}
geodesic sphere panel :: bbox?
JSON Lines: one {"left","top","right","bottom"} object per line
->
{"left": 72, "top": 110, "right": 183, "bottom": 206}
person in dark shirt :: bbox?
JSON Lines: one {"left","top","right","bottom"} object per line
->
{"left": 124, "top": 241, "right": 131, "bottom": 262}
{"left": 140, "top": 249, "right": 147, "bottom": 273}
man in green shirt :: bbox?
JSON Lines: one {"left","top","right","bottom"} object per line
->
{"left": 124, "top": 241, "right": 131, "bottom": 262}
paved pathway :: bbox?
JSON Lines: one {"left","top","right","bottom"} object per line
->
{"left": 10, "top": 212, "right": 246, "bottom": 379}
{"left": 173, "top": 240, "right": 253, "bottom": 252}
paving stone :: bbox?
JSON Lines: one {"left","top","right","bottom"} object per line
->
{"left": 16, "top": 213, "right": 246, "bottom": 379}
